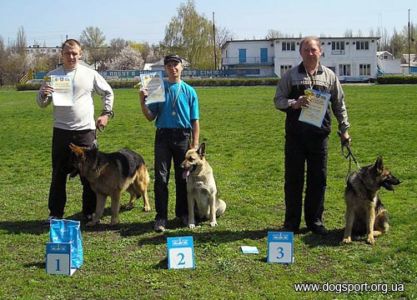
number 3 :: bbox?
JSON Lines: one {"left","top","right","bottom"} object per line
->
{"left": 276, "top": 247, "right": 285, "bottom": 259}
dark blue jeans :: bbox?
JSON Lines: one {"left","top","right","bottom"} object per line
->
{"left": 154, "top": 128, "right": 191, "bottom": 221}
{"left": 48, "top": 127, "right": 97, "bottom": 218}
{"left": 284, "top": 132, "right": 328, "bottom": 229}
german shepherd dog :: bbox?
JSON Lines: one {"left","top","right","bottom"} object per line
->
{"left": 342, "top": 156, "right": 400, "bottom": 245}
{"left": 181, "top": 143, "right": 226, "bottom": 228}
{"left": 69, "top": 144, "right": 150, "bottom": 226}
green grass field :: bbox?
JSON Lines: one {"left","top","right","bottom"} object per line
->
{"left": 0, "top": 85, "right": 416, "bottom": 299}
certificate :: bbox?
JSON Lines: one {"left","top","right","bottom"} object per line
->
{"left": 50, "top": 75, "right": 74, "bottom": 106}
{"left": 140, "top": 72, "right": 165, "bottom": 104}
{"left": 298, "top": 88, "right": 330, "bottom": 128}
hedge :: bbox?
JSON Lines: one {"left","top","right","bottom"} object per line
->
{"left": 15, "top": 75, "right": 417, "bottom": 91}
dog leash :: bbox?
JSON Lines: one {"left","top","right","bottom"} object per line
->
{"left": 338, "top": 133, "right": 360, "bottom": 180}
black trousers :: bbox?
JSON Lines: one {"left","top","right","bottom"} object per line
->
{"left": 284, "top": 132, "right": 328, "bottom": 229}
{"left": 48, "top": 127, "right": 97, "bottom": 218}
{"left": 154, "top": 128, "right": 191, "bottom": 221}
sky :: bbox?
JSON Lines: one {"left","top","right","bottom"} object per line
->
{"left": 0, "top": 0, "right": 415, "bottom": 47}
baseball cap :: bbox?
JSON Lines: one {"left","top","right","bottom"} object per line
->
{"left": 164, "top": 54, "right": 182, "bottom": 65}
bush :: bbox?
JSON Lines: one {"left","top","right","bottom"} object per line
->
{"left": 377, "top": 75, "right": 417, "bottom": 84}
{"left": 15, "top": 78, "right": 280, "bottom": 91}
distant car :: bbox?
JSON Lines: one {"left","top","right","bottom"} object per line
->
{"left": 26, "top": 79, "right": 43, "bottom": 84}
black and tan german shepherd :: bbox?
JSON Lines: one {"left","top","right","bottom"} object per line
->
{"left": 69, "top": 144, "right": 150, "bottom": 226}
{"left": 342, "top": 156, "right": 400, "bottom": 245}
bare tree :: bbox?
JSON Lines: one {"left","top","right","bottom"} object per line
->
{"left": 265, "top": 29, "right": 284, "bottom": 39}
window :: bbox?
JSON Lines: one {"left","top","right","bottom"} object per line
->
{"left": 356, "top": 41, "right": 369, "bottom": 50}
{"left": 359, "top": 64, "right": 371, "bottom": 76}
{"left": 339, "top": 64, "right": 351, "bottom": 76}
{"left": 282, "top": 41, "right": 296, "bottom": 51}
{"left": 280, "top": 65, "right": 292, "bottom": 76}
{"left": 332, "top": 41, "right": 345, "bottom": 51}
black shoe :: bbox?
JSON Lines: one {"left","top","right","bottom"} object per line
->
{"left": 83, "top": 214, "right": 93, "bottom": 223}
{"left": 281, "top": 225, "right": 299, "bottom": 233}
{"left": 310, "top": 225, "right": 328, "bottom": 236}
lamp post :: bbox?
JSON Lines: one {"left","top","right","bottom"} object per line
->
{"left": 408, "top": 9, "right": 411, "bottom": 74}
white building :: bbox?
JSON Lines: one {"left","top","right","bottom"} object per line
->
{"left": 222, "top": 37, "right": 385, "bottom": 81}
{"left": 26, "top": 45, "right": 61, "bottom": 55}
{"left": 377, "top": 51, "right": 401, "bottom": 75}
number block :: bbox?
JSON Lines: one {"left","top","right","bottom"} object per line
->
{"left": 46, "top": 243, "right": 77, "bottom": 275}
{"left": 167, "top": 236, "right": 195, "bottom": 269}
{"left": 267, "top": 231, "right": 294, "bottom": 264}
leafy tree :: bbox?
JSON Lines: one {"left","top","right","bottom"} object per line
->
{"left": 161, "top": 0, "right": 222, "bottom": 69}
{"left": 80, "top": 26, "right": 108, "bottom": 69}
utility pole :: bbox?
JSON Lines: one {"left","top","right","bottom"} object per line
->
{"left": 212, "top": 12, "right": 217, "bottom": 70}
{"left": 408, "top": 9, "right": 411, "bottom": 74}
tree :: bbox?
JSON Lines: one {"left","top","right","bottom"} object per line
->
{"left": 0, "top": 36, "right": 6, "bottom": 85}
{"left": 107, "top": 46, "right": 144, "bottom": 70}
{"left": 161, "top": 0, "right": 221, "bottom": 69}
{"left": 15, "top": 26, "right": 27, "bottom": 56}
{"left": 265, "top": 29, "right": 284, "bottom": 39}
{"left": 80, "top": 26, "right": 108, "bottom": 69}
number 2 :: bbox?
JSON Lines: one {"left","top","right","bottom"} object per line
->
{"left": 177, "top": 253, "right": 185, "bottom": 265}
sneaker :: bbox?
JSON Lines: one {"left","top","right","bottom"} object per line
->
{"left": 154, "top": 219, "right": 167, "bottom": 232}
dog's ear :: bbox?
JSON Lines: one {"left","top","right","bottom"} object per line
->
{"left": 197, "top": 143, "right": 206, "bottom": 158}
{"left": 69, "top": 143, "right": 86, "bottom": 158}
{"left": 374, "top": 156, "right": 384, "bottom": 173}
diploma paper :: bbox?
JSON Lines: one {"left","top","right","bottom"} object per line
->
{"left": 140, "top": 72, "right": 165, "bottom": 104}
{"left": 50, "top": 75, "right": 74, "bottom": 106}
{"left": 298, "top": 89, "right": 330, "bottom": 128}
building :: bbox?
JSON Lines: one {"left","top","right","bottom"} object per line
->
{"left": 26, "top": 45, "right": 61, "bottom": 55}
{"left": 222, "top": 37, "right": 383, "bottom": 81}
{"left": 377, "top": 51, "right": 401, "bottom": 75}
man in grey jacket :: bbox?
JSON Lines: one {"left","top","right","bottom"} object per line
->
{"left": 274, "top": 36, "right": 351, "bottom": 235}
{"left": 37, "top": 38, "right": 114, "bottom": 223}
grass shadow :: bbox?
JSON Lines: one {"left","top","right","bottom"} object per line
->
{"left": 301, "top": 228, "right": 345, "bottom": 247}
{"left": 0, "top": 220, "right": 50, "bottom": 235}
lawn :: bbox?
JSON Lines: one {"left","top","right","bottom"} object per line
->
{"left": 0, "top": 84, "right": 416, "bottom": 299}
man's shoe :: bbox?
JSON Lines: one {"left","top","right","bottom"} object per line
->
{"left": 154, "top": 219, "right": 167, "bottom": 232}
{"left": 180, "top": 215, "right": 188, "bottom": 226}
{"left": 43, "top": 215, "right": 60, "bottom": 225}
{"left": 281, "top": 224, "right": 299, "bottom": 233}
{"left": 310, "top": 225, "right": 328, "bottom": 236}
{"left": 83, "top": 214, "right": 93, "bottom": 223}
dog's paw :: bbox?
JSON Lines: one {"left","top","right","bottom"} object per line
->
{"left": 342, "top": 237, "right": 352, "bottom": 244}
{"left": 188, "top": 223, "right": 196, "bottom": 229}
{"left": 210, "top": 221, "right": 218, "bottom": 227}
{"left": 143, "top": 205, "right": 151, "bottom": 212}
{"left": 125, "top": 203, "right": 134, "bottom": 210}
{"left": 110, "top": 218, "right": 120, "bottom": 226}
{"left": 366, "top": 237, "right": 375, "bottom": 245}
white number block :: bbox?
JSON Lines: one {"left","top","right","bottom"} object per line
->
{"left": 267, "top": 231, "right": 294, "bottom": 264}
{"left": 46, "top": 243, "right": 76, "bottom": 275}
{"left": 167, "top": 236, "right": 195, "bottom": 269}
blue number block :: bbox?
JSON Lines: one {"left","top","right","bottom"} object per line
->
{"left": 46, "top": 243, "right": 77, "bottom": 275}
{"left": 267, "top": 231, "right": 294, "bottom": 264}
{"left": 167, "top": 236, "right": 195, "bottom": 269}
